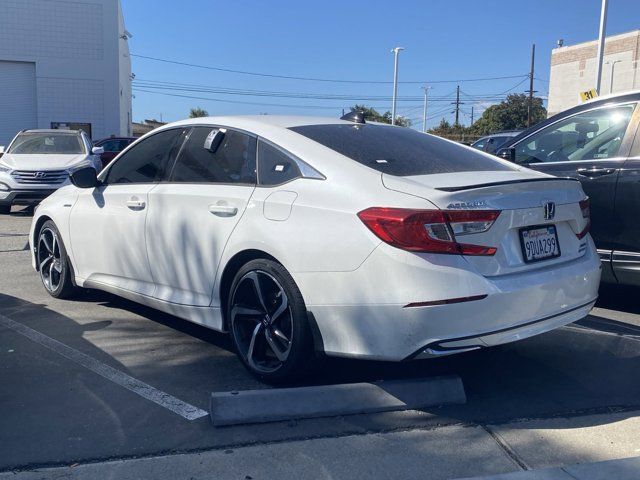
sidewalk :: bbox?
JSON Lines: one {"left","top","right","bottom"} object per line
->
{"left": 461, "top": 456, "right": 640, "bottom": 479}
{"left": 2, "top": 409, "right": 638, "bottom": 479}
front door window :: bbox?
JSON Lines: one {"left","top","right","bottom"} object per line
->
{"left": 514, "top": 104, "right": 636, "bottom": 164}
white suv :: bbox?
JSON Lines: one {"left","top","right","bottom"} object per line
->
{"left": 0, "top": 129, "right": 103, "bottom": 214}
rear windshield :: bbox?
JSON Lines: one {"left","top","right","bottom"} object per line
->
{"left": 289, "top": 123, "right": 513, "bottom": 176}
{"left": 9, "top": 133, "right": 85, "bottom": 155}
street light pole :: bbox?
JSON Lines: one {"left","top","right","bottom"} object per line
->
{"left": 391, "top": 47, "right": 404, "bottom": 125}
{"left": 421, "top": 85, "right": 430, "bottom": 133}
{"left": 595, "top": 0, "right": 609, "bottom": 95}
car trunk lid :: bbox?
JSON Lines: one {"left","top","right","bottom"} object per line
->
{"left": 382, "top": 171, "right": 590, "bottom": 277}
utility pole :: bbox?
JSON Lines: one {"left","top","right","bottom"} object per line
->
{"left": 452, "top": 85, "right": 463, "bottom": 126}
{"left": 471, "top": 106, "right": 474, "bottom": 125}
{"left": 595, "top": 0, "right": 609, "bottom": 95}
{"left": 391, "top": 47, "right": 404, "bottom": 125}
{"left": 421, "top": 86, "right": 430, "bottom": 133}
{"left": 527, "top": 43, "right": 536, "bottom": 127}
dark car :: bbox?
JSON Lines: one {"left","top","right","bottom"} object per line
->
{"left": 93, "top": 136, "right": 136, "bottom": 168}
{"left": 497, "top": 90, "right": 640, "bottom": 286}
{"left": 471, "top": 131, "right": 521, "bottom": 154}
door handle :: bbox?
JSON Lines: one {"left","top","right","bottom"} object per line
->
{"left": 577, "top": 167, "right": 616, "bottom": 178}
{"left": 209, "top": 205, "right": 238, "bottom": 217}
{"left": 126, "top": 199, "right": 146, "bottom": 210}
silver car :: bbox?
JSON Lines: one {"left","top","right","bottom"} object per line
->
{"left": 0, "top": 129, "right": 103, "bottom": 214}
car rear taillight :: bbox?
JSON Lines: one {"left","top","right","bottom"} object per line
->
{"left": 576, "top": 198, "right": 590, "bottom": 239}
{"left": 357, "top": 207, "right": 500, "bottom": 256}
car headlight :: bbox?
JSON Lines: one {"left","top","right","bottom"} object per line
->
{"left": 0, "top": 162, "right": 10, "bottom": 173}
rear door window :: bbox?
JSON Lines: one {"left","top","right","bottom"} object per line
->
{"left": 289, "top": 124, "right": 512, "bottom": 176}
{"left": 169, "top": 127, "right": 257, "bottom": 184}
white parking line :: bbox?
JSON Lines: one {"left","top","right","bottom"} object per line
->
{"left": 0, "top": 313, "right": 209, "bottom": 421}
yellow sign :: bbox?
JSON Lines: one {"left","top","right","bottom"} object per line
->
{"left": 580, "top": 89, "right": 598, "bottom": 102}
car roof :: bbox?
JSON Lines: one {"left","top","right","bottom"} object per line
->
{"left": 148, "top": 115, "right": 397, "bottom": 147}
{"left": 168, "top": 115, "right": 357, "bottom": 130}
{"left": 500, "top": 89, "right": 640, "bottom": 150}
{"left": 581, "top": 88, "right": 640, "bottom": 107}
{"left": 478, "top": 131, "right": 521, "bottom": 140}
{"left": 20, "top": 129, "right": 83, "bottom": 135}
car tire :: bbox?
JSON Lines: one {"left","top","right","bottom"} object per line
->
{"left": 37, "top": 220, "right": 77, "bottom": 299}
{"left": 0, "top": 204, "right": 10, "bottom": 215}
{"left": 227, "top": 258, "right": 315, "bottom": 384}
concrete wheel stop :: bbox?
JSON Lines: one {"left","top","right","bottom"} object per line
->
{"left": 210, "top": 375, "right": 466, "bottom": 426}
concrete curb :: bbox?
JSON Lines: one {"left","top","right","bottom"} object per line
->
{"left": 458, "top": 455, "right": 640, "bottom": 480}
{"left": 210, "top": 375, "right": 466, "bottom": 426}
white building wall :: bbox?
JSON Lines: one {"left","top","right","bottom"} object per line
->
{"left": 117, "top": 1, "right": 133, "bottom": 137}
{"left": 0, "top": 0, "right": 131, "bottom": 145}
{"left": 548, "top": 30, "right": 640, "bottom": 116}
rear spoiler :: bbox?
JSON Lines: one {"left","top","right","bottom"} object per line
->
{"left": 435, "top": 177, "right": 579, "bottom": 192}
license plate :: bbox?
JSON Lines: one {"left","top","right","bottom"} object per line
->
{"left": 519, "top": 225, "right": 561, "bottom": 263}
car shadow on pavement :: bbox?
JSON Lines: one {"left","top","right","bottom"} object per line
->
{"left": 74, "top": 287, "right": 235, "bottom": 354}
{"left": 1, "top": 288, "right": 639, "bottom": 473}
{"left": 594, "top": 283, "right": 640, "bottom": 316}
{"left": 55, "top": 286, "right": 640, "bottom": 428}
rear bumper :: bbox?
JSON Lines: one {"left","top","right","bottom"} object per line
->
{"left": 410, "top": 298, "right": 595, "bottom": 359}
{"left": 296, "top": 238, "right": 601, "bottom": 361}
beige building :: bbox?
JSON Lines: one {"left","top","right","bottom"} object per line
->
{"left": 548, "top": 30, "right": 640, "bottom": 116}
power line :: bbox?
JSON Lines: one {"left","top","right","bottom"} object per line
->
{"left": 133, "top": 81, "right": 427, "bottom": 102}
{"left": 131, "top": 53, "right": 528, "bottom": 85}
{"left": 133, "top": 88, "right": 402, "bottom": 110}
{"left": 133, "top": 79, "right": 516, "bottom": 104}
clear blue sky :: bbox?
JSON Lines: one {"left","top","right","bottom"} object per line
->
{"left": 122, "top": 0, "right": 640, "bottom": 129}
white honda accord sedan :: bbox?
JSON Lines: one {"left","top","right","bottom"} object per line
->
{"left": 29, "top": 113, "right": 601, "bottom": 383}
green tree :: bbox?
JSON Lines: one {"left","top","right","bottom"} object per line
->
{"left": 349, "top": 105, "right": 411, "bottom": 127}
{"left": 428, "top": 118, "right": 467, "bottom": 137}
{"left": 189, "top": 107, "right": 209, "bottom": 118}
{"left": 470, "top": 94, "right": 546, "bottom": 136}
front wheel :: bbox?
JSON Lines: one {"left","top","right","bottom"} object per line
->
{"left": 37, "top": 220, "right": 77, "bottom": 299}
{"left": 228, "top": 259, "right": 315, "bottom": 384}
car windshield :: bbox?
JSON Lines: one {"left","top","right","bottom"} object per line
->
{"left": 8, "top": 133, "right": 85, "bottom": 155}
{"left": 289, "top": 123, "right": 513, "bottom": 176}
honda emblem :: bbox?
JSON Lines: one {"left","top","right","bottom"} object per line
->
{"left": 543, "top": 202, "right": 556, "bottom": 220}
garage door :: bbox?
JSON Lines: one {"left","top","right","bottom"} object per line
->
{"left": 0, "top": 61, "right": 37, "bottom": 147}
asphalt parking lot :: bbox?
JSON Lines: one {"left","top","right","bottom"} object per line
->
{"left": 1, "top": 207, "right": 640, "bottom": 474}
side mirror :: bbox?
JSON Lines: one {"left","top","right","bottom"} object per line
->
{"left": 91, "top": 146, "right": 105, "bottom": 155}
{"left": 204, "top": 128, "right": 226, "bottom": 153}
{"left": 497, "top": 147, "right": 516, "bottom": 162}
{"left": 70, "top": 166, "right": 98, "bottom": 188}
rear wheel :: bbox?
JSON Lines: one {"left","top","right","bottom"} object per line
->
{"left": 228, "top": 259, "right": 315, "bottom": 384}
{"left": 37, "top": 220, "right": 77, "bottom": 299}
